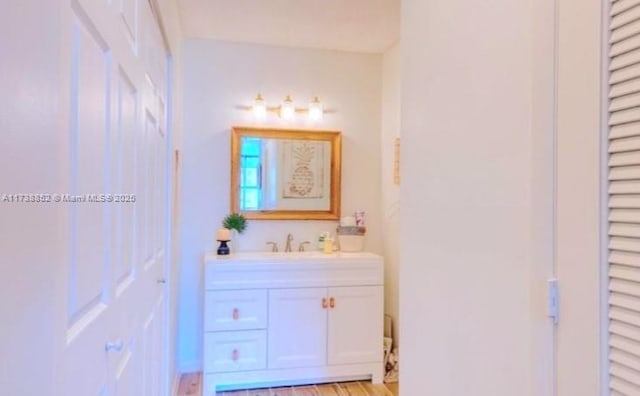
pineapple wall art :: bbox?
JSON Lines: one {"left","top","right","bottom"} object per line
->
{"left": 282, "top": 141, "right": 325, "bottom": 199}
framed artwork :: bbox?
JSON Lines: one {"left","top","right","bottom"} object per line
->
{"left": 282, "top": 141, "right": 325, "bottom": 199}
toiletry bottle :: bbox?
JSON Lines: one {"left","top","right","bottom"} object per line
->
{"left": 323, "top": 236, "right": 334, "bottom": 254}
{"left": 318, "top": 231, "right": 329, "bottom": 251}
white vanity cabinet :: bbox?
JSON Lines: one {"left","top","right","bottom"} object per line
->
{"left": 202, "top": 252, "right": 384, "bottom": 394}
{"left": 268, "top": 286, "right": 383, "bottom": 369}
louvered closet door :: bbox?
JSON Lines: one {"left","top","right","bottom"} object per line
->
{"left": 608, "top": 1, "right": 640, "bottom": 394}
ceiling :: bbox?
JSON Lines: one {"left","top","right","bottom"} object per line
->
{"left": 177, "top": 0, "right": 400, "bottom": 54}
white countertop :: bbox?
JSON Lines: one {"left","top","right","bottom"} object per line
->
{"left": 204, "top": 251, "right": 382, "bottom": 264}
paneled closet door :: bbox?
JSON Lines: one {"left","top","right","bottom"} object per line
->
{"left": 56, "top": 0, "right": 169, "bottom": 395}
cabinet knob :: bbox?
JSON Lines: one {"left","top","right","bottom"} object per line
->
{"left": 232, "top": 308, "right": 239, "bottom": 320}
{"left": 322, "top": 297, "right": 328, "bottom": 309}
{"left": 329, "top": 297, "right": 335, "bottom": 308}
{"left": 231, "top": 349, "right": 239, "bottom": 361}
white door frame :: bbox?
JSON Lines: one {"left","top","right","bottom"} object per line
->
{"left": 531, "top": 0, "right": 559, "bottom": 395}
{"left": 598, "top": 1, "right": 611, "bottom": 395}
{"left": 162, "top": 52, "right": 174, "bottom": 396}
{"left": 555, "top": 0, "right": 606, "bottom": 395}
{"left": 149, "top": 9, "right": 173, "bottom": 396}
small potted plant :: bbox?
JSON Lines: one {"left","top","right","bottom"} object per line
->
{"left": 222, "top": 213, "right": 248, "bottom": 252}
{"left": 222, "top": 212, "right": 248, "bottom": 234}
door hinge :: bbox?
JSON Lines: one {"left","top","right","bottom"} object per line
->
{"left": 548, "top": 278, "right": 559, "bottom": 325}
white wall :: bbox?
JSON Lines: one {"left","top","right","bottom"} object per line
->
{"left": 400, "top": 0, "right": 553, "bottom": 395}
{"left": 0, "top": 2, "right": 62, "bottom": 394}
{"left": 178, "top": 39, "right": 383, "bottom": 370}
{"left": 381, "top": 42, "right": 401, "bottom": 345}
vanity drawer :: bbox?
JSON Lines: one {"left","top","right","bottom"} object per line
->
{"left": 205, "top": 289, "right": 267, "bottom": 331}
{"left": 204, "top": 330, "right": 267, "bottom": 373}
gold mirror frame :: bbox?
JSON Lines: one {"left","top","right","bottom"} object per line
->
{"left": 230, "top": 126, "right": 342, "bottom": 220}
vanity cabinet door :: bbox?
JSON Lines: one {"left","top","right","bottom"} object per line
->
{"left": 268, "top": 288, "right": 328, "bottom": 369}
{"left": 327, "top": 286, "right": 384, "bottom": 365}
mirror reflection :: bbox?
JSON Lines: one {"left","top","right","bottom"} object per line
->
{"left": 231, "top": 127, "right": 341, "bottom": 220}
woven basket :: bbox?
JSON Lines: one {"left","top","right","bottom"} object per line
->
{"left": 338, "top": 235, "right": 365, "bottom": 252}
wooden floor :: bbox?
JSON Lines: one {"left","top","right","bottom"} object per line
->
{"left": 177, "top": 373, "right": 399, "bottom": 396}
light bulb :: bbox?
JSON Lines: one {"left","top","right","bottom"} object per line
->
{"left": 281, "top": 95, "right": 295, "bottom": 121}
{"left": 253, "top": 93, "right": 267, "bottom": 119}
{"left": 308, "top": 96, "right": 323, "bottom": 121}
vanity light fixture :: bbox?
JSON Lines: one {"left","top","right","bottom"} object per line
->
{"left": 252, "top": 93, "right": 267, "bottom": 120}
{"left": 250, "top": 94, "right": 324, "bottom": 122}
{"left": 308, "top": 96, "right": 323, "bottom": 122}
{"left": 280, "top": 95, "right": 296, "bottom": 121}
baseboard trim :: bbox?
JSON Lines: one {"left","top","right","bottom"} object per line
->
{"left": 203, "top": 362, "right": 383, "bottom": 394}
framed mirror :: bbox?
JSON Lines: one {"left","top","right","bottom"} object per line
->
{"left": 231, "top": 126, "right": 342, "bottom": 220}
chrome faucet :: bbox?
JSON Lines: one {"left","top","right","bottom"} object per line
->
{"left": 298, "top": 241, "right": 311, "bottom": 252}
{"left": 266, "top": 241, "right": 278, "bottom": 252}
{"left": 284, "top": 233, "right": 294, "bottom": 252}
